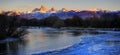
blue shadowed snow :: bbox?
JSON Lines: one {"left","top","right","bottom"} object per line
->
{"left": 33, "top": 31, "right": 120, "bottom": 55}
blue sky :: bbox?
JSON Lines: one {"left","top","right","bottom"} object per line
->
{"left": 0, "top": 0, "right": 119, "bottom": 12}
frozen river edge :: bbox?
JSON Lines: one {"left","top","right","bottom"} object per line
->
{"left": 33, "top": 30, "right": 120, "bottom": 55}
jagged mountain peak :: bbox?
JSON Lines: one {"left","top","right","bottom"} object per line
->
{"left": 61, "top": 8, "right": 69, "bottom": 12}
{"left": 32, "top": 8, "right": 40, "bottom": 12}
{"left": 0, "top": 10, "right": 5, "bottom": 14}
{"left": 49, "top": 7, "right": 58, "bottom": 13}
{"left": 40, "top": 5, "right": 48, "bottom": 13}
{"left": 31, "top": 5, "right": 48, "bottom": 13}
{"left": 51, "top": 7, "right": 57, "bottom": 11}
{"left": 89, "top": 8, "right": 102, "bottom": 12}
{"left": 19, "top": 6, "right": 119, "bottom": 20}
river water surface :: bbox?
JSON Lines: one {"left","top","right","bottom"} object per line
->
{"left": 0, "top": 28, "right": 120, "bottom": 55}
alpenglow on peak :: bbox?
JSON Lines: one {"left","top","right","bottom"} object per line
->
{"left": 39, "top": 5, "right": 48, "bottom": 13}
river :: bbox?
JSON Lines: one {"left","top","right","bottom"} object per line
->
{"left": 0, "top": 28, "right": 120, "bottom": 55}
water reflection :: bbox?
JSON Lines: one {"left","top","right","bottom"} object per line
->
{"left": 0, "top": 28, "right": 118, "bottom": 55}
{"left": 0, "top": 38, "right": 26, "bottom": 55}
{"left": 39, "top": 35, "right": 46, "bottom": 43}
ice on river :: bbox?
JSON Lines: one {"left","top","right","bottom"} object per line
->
{"left": 33, "top": 30, "right": 120, "bottom": 55}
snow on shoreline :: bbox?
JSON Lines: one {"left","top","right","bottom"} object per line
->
{"left": 33, "top": 32, "right": 120, "bottom": 55}
{"left": 0, "top": 38, "right": 19, "bottom": 43}
{"left": 0, "top": 37, "right": 24, "bottom": 44}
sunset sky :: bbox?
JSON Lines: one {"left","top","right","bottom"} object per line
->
{"left": 0, "top": 0, "right": 119, "bottom": 12}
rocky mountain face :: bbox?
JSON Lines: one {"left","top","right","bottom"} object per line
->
{"left": 0, "top": 5, "right": 120, "bottom": 20}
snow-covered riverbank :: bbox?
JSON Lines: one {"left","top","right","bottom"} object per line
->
{"left": 33, "top": 31, "right": 120, "bottom": 55}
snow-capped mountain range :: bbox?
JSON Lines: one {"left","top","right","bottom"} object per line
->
{"left": 24, "top": 5, "right": 102, "bottom": 19}
{"left": 1, "top": 5, "right": 120, "bottom": 19}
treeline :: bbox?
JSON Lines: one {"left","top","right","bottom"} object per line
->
{"left": 0, "top": 13, "right": 120, "bottom": 29}
{"left": 0, "top": 14, "right": 27, "bottom": 40}
{"left": 0, "top": 13, "right": 119, "bottom": 40}
{"left": 20, "top": 13, "right": 120, "bottom": 28}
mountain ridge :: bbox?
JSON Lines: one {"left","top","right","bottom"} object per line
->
{"left": 0, "top": 5, "right": 120, "bottom": 19}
